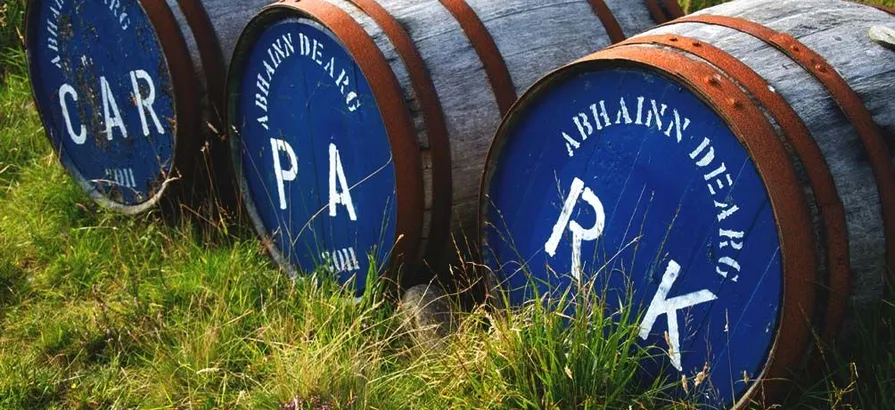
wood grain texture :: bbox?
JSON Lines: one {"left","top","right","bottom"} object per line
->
{"left": 313, "top": 0, "right": 670, "bottom": 265}
{"left": 167, "top": 0, "right": 271, "bottom": 120}
{"left": 642, "top": 0, "right": 895, "bottom": 306}
{"left": 164, "top": 0, "right": 272, "bottom": 209}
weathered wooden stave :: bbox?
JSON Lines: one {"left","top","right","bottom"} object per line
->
{"left": 478, "top": 0, "right": 895, "bottom": 408}
{"left": 645, "top": 0, "right": 895, "bottom": 328}
{"left": 225, "top": 0, "right": 681, "bottom": 293}
{"left": 25, "top": 0, "right": 268, "bottom": 214}
{"left": 328, "top": 0, "right": 683, "bottom": 265}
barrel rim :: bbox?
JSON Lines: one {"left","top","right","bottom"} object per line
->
{"left": 343, "top": 0, "right": 454, "bottom": 272}
{"left": 865, "top": 2, "right": 895, "bottom": 15}
{"left": 225, "top": 0, "right": 425, "bottom": 282}
{"left": 478, "top": 47, "right": 818, "bottom": 409}
{"left": 625, "top": 31, "right": 853, "bottom": 374}
{"left": 24, "top": 0, "right": 202, "bottom": 215}
{"left": 437, "top": 0, "right": 518, "bottom": 116}
{"left": 673, "top": 11, "right": 895, "bottom": 296}
{"left": 177, "top": 0, "right": 227, "bottom": 120}
{"left": 617, "top": 31, "right": 852, "bottom": 365}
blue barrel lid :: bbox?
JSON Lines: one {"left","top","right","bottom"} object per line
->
{"left": 228, "top": 8, "right": 423, "bottom": 296}
{"left": 27, "top": 0, "right": 187, "bottom": 212}
{"left": 481, "top": 60, "right": 806, "bottom": 406}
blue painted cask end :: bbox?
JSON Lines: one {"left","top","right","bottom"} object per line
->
{"left": 482, "top": 66, "right": 786, "bottom": 407}
{"left": 27, "top": 0, "right": 177, "bottom": 209}
{"left": 228, "top": 16, "right": 399, "bottom": 296}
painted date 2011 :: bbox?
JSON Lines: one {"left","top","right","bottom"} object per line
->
{"left": 104, "top": 167, "right": 136, "bottom": 188}
{"left": 322, "top": 247, "right": 361, "bottom": 274}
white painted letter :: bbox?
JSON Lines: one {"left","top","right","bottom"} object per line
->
{"left": 716, "top": 257, "right": 741, "bottom": 279}
{"left": 719, "top": 229, "right": 744, "bottom": 250}
{"left": 615, "top": 97, "right": 632, "bottom": 125}
{"left": 562, "top": 132, "right": 580, "bottom": 157}
{"left": 639, "top": 259, "right": 718, "bottom": 372}
{"left": 590, "top": 101, "right": 612, "bottom": 130}
{"left": 130, "top": 70, "right": 165, "bottom": 137}
{"left": 664, "top": 109, "right": 690, "bottom": 143}
{"left": 714, "top": 200, "right": 740, "bottom": 222}
{"left": 689, "top": 137, "right": 715, "bottom": 167}
{"left": 545, "top": 177, "right": 606, "bottom": 280}
{"left": 573, "top": 112, "right": 593, "bottom": 142}
{"left": 346, "top": 92, "right": 360, "bottom": 112}
{"left": 299, "top": 33, "right": 311, "bottom": 56}
{"left": 329, "top": 143, "right": 357, "bottom": 221}
{"left": 59, "top": 83, "right": 86, "bottom": 144}
{"left": 270, "top": 138, "right": 298, "bottom": 210}
{"left": 100, "top": 76, "right": 128, "bottom": 140}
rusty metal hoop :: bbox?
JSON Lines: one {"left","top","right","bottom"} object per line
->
{"left": 615, "top": 32, "right": 851, "bottom": 354}
{"left": 480, "top": 44, "right": 818, "bottom": 410}
{"left": 674, "top": 13, "right": 895, "bottom": 292}
{"left": 226, "top": 0, "right": 426, "bottom": 278}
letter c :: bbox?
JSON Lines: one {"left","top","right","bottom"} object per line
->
{"left": 59, "top": 83, "right": 86, "bottom": 145}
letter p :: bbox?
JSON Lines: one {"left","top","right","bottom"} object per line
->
{"left": 270, "top": 138, "right": 298, "bottom": 210}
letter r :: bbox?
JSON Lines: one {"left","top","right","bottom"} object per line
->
{"left": 545, "top": 177, "right": 606, "bottom": 280}
{"left": 130, "top": 69, "right": 165, "bottom": 137}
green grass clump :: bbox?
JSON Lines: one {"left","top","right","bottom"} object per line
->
{"left": 0, "top": 151, "right": 676, "bottom": 408}
{"left": 0, "top": 52, "right": 40, "bottom": 192}
{"left": 0, "top": 0, "right": 25, "bottom": 77}
{"left": 0, "top": 75, "right": 676, "bottom": 407}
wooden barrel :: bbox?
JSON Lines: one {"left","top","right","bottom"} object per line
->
{"left": 25, "top": 0, "right": 269, "bottom": 214}
{"left": 225, "top": 0, "right": 683, "bottom": 295}
{"left": 478, "top": 0, "right": 894, "bottom": 407}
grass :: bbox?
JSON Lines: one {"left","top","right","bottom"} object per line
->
{"left": 1, "top": 0, "right": 894, "bottom": 409}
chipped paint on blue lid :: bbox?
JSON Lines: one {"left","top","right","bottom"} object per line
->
{"left": 483, "top": 67, "right": 783, "bottom": 407}
{"left": 231, "top": 18, "right": 397, "bottom": 296}
{"left": 28, "top": 0, "right": 177, "bottom": 206}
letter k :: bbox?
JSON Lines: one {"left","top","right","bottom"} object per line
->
{"left": 639, "top": 260, "right": 717, "bottom": 371}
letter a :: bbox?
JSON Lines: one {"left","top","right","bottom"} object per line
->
{"left": 100, "top": 76, "right": 128, "bottom": 140}
{"left": 329, "top": 143, "right": 357, "bottom": 221}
